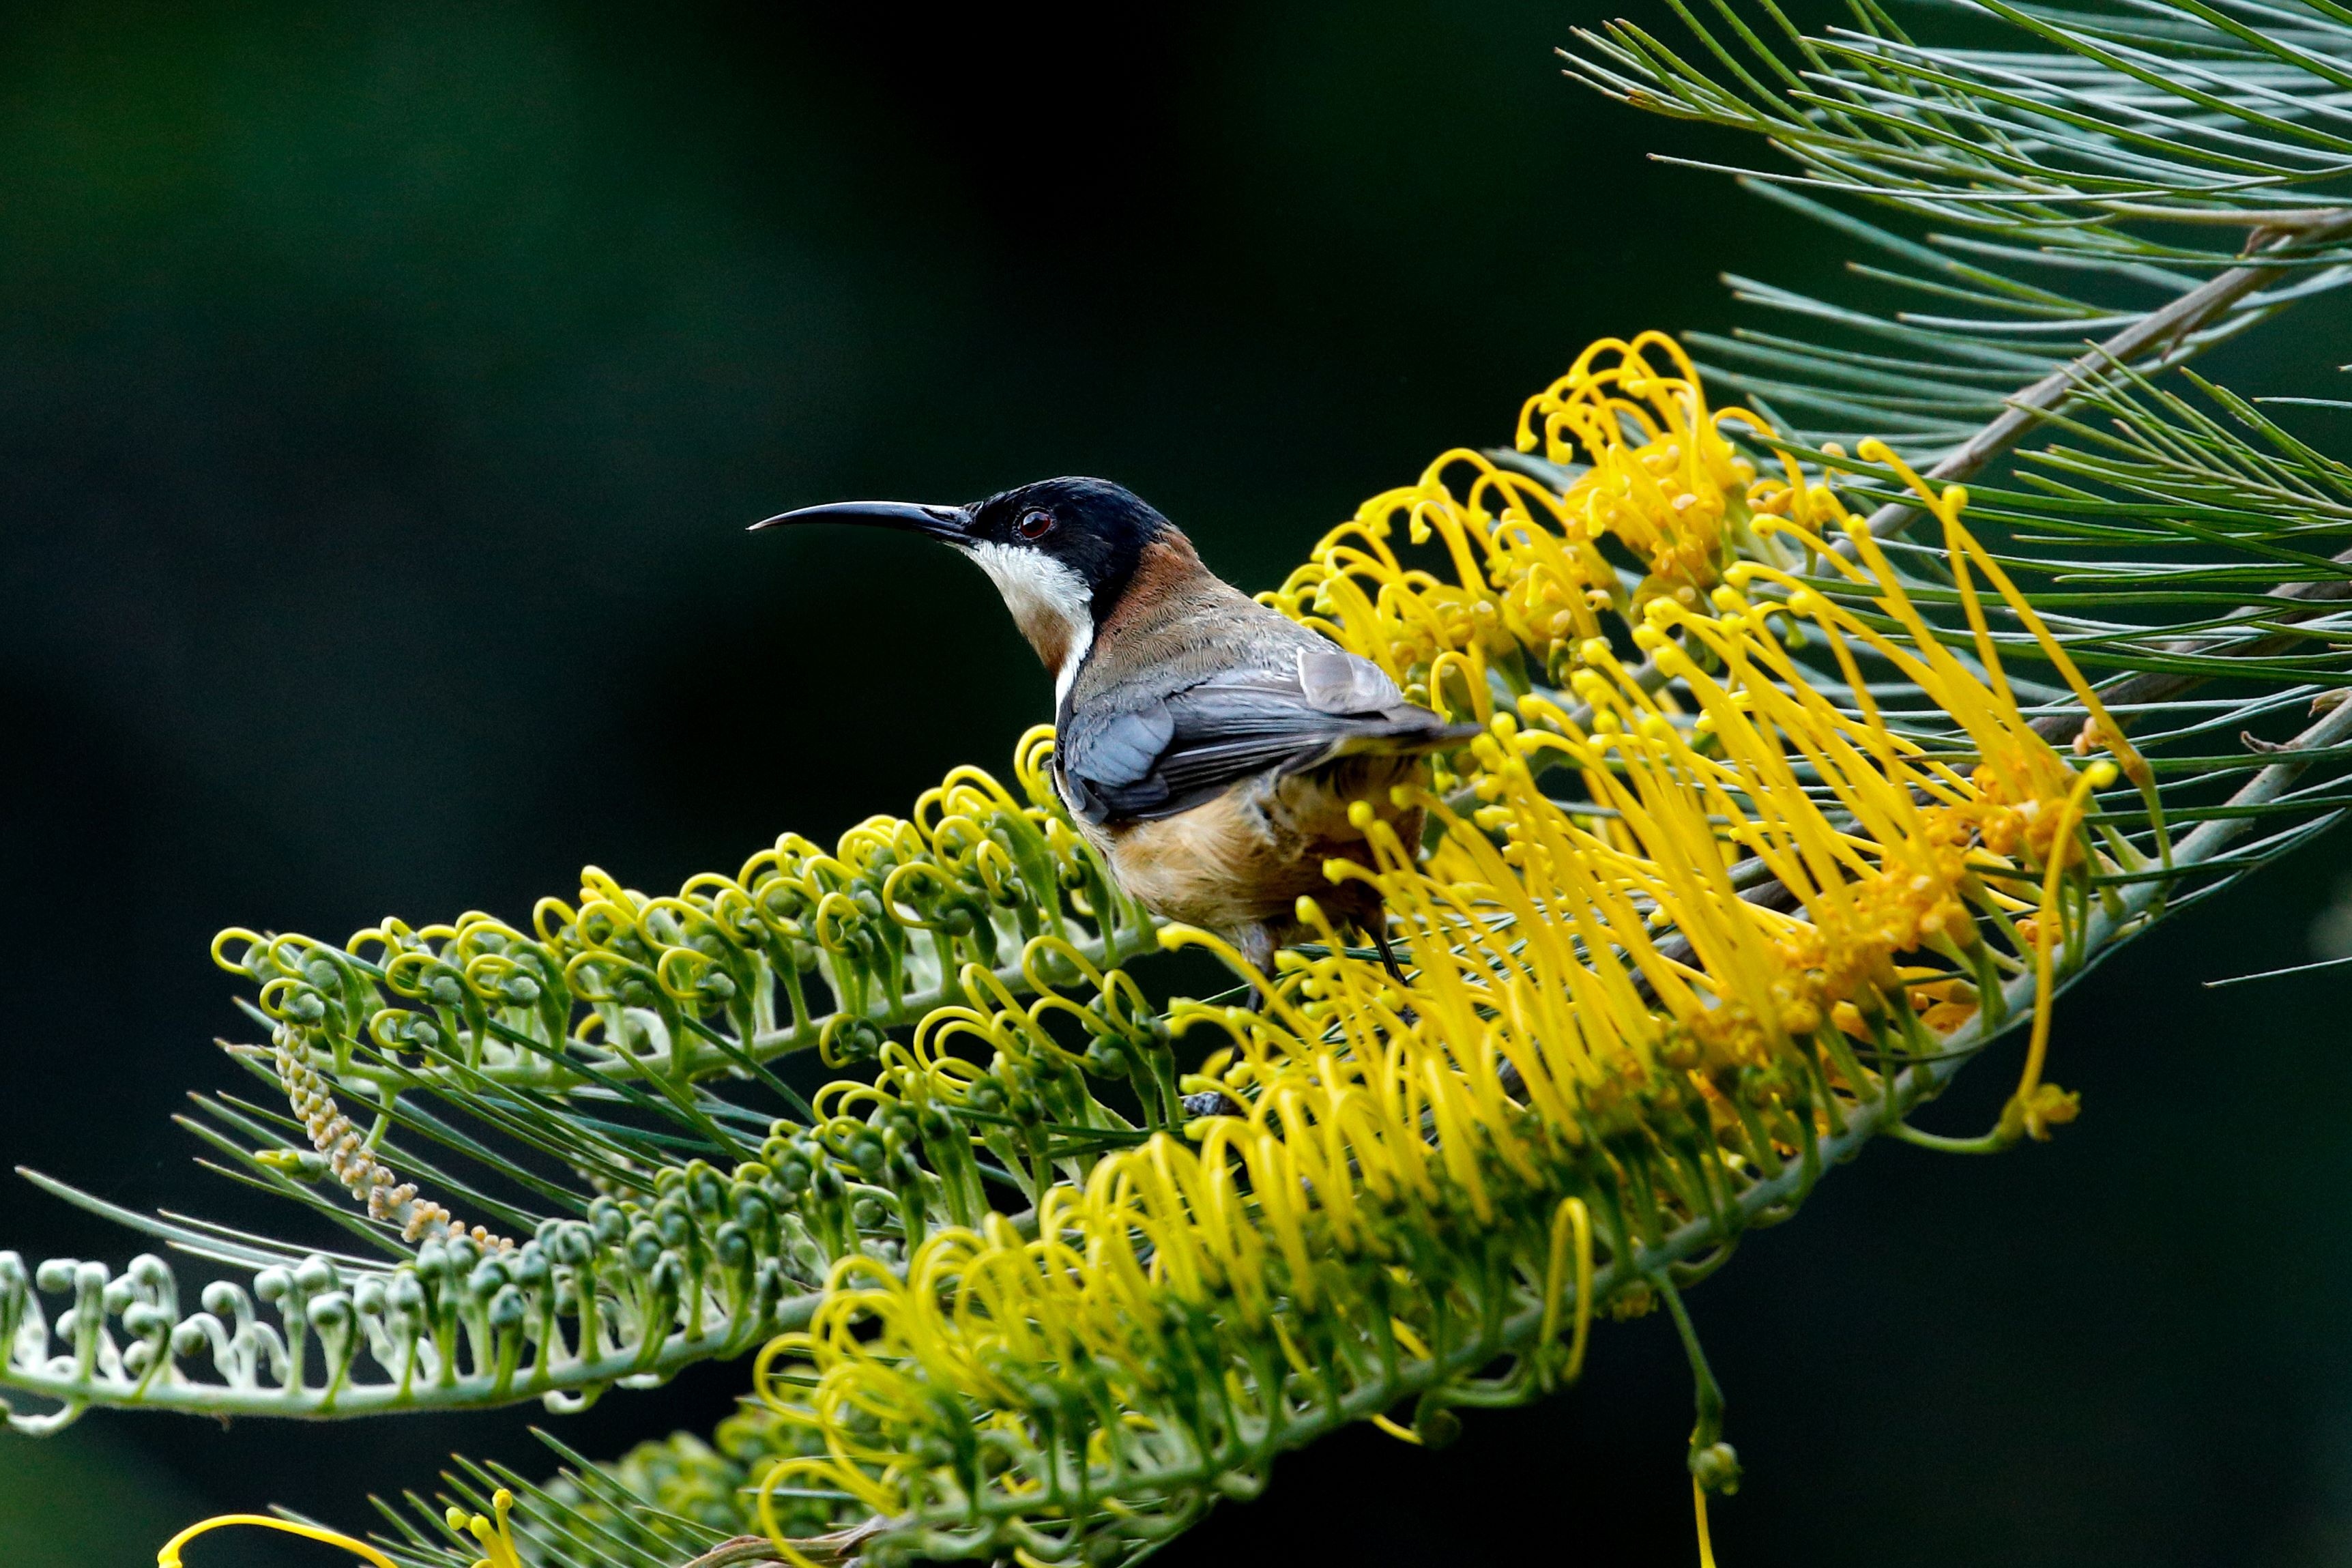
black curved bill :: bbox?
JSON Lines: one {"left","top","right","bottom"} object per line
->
{"left": 748, "top": 499, "right": 971, "bottom": 540}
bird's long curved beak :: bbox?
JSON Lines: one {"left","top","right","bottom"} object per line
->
{"left": 748, "top": 499, "right": 972, "bottom": 542}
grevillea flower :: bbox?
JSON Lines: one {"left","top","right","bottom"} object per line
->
{"left": 729, "top": 337, "right": 2135, "bottom": 1567}
{"left": 1264, "top": 332, "right": 1777, "bottom": 721}
{"left": 158, "top": 1487, "right": 523, "bottom": 1568}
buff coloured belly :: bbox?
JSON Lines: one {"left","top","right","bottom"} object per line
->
{"left": 1081, "top": 755, "right": 1428, "bottom": 950}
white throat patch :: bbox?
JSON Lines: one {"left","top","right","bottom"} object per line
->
{"left": 962, "top": 540, "right": 1095, "bottom": 703}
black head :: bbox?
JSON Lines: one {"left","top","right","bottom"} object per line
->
{"left": 751, "top": 476, "right": 1184, "bottom": 683}
{"left": 751, "top": 475, "right": 1174, "bottom": 604}
{"left": 957, "top": 477, "right": 1174, "bottom": 603}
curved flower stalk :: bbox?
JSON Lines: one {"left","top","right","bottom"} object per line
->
{"left": 0, "top": 1174, "right": 803, "bottom": 1433}
{"left": 215, "top": 737, "right": 1158, "bottom": 1099}
{"left": 732, "top": 451, "right": 2134, "bottom": 1567}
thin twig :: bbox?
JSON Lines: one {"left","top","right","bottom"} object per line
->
{"left": 682, "top": 1520, "right": 886, "bottom": 1568}
{"left": 2029, "top": 545, "right": 2352, "bottom": 746}
{"left": 1856, "top": 211, "right": 2352, "bottom": 545}
{"left": 681, "top": 1540, "right": 785, "bottom": 1568}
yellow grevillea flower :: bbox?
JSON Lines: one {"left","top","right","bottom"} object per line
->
{"left": 737, "top": 340, "right": 2131, "bottom": 1566}
{"left": 156, "top": 1490, "right": 521, "bottom": 1568}
{"left": 1264, "top": 332, "right": 1779, "bottom": 723}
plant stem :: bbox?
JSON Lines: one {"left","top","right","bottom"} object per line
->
{"left": 1856, "top": 210, "right": 2352, "bottom": 545}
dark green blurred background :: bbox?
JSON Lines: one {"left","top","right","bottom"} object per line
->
{"left": 2, "top": 4, "right": 2347, "bottom": 1565}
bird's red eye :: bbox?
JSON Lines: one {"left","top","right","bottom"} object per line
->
{"left": 1016, "top": 508, "right": 1056, "bottom": 540}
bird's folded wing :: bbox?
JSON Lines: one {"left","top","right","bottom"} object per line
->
{"left": 1060, "top": 645, "right": 1472, "bottom": 824}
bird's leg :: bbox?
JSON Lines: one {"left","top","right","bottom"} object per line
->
{"left": 1365, "top": 922, "right": 1421, "bottom": 1026}
{"left": 1236, "top": 923, "right": 1278, "bottom": 1013}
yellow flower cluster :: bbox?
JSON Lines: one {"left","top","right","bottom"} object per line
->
{"left": 1264, "top": 332, "right": 1782, "bottom": 721}
{"left": 737, "top": 340, "right": 2136, "bottom": 1567}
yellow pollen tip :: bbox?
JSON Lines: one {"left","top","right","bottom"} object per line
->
{"left": 2084, "top": 760, "right": 2119, "bottom": 789}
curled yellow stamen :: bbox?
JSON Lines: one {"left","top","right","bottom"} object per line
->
{"left": 1540, "top": 1195, "right": 1595, "bottom": 1389}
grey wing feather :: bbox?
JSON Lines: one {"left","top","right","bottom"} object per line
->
{"left": 1073, "top": 701, "right": 1174, "bottom": 785}
{"left": 1296, "top": 645, "right": 1404, "bottom": 714}
{"left": 1060, "top": 643, "right": 1472, "bottom": 825}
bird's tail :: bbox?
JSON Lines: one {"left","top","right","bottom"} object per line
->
{"left": 1327, "top": 716, "right": 1487, "bottom": 761}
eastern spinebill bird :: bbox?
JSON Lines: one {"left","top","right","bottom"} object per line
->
{"left": 751, "top": 478, "right": 1479, "bottom": 978}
